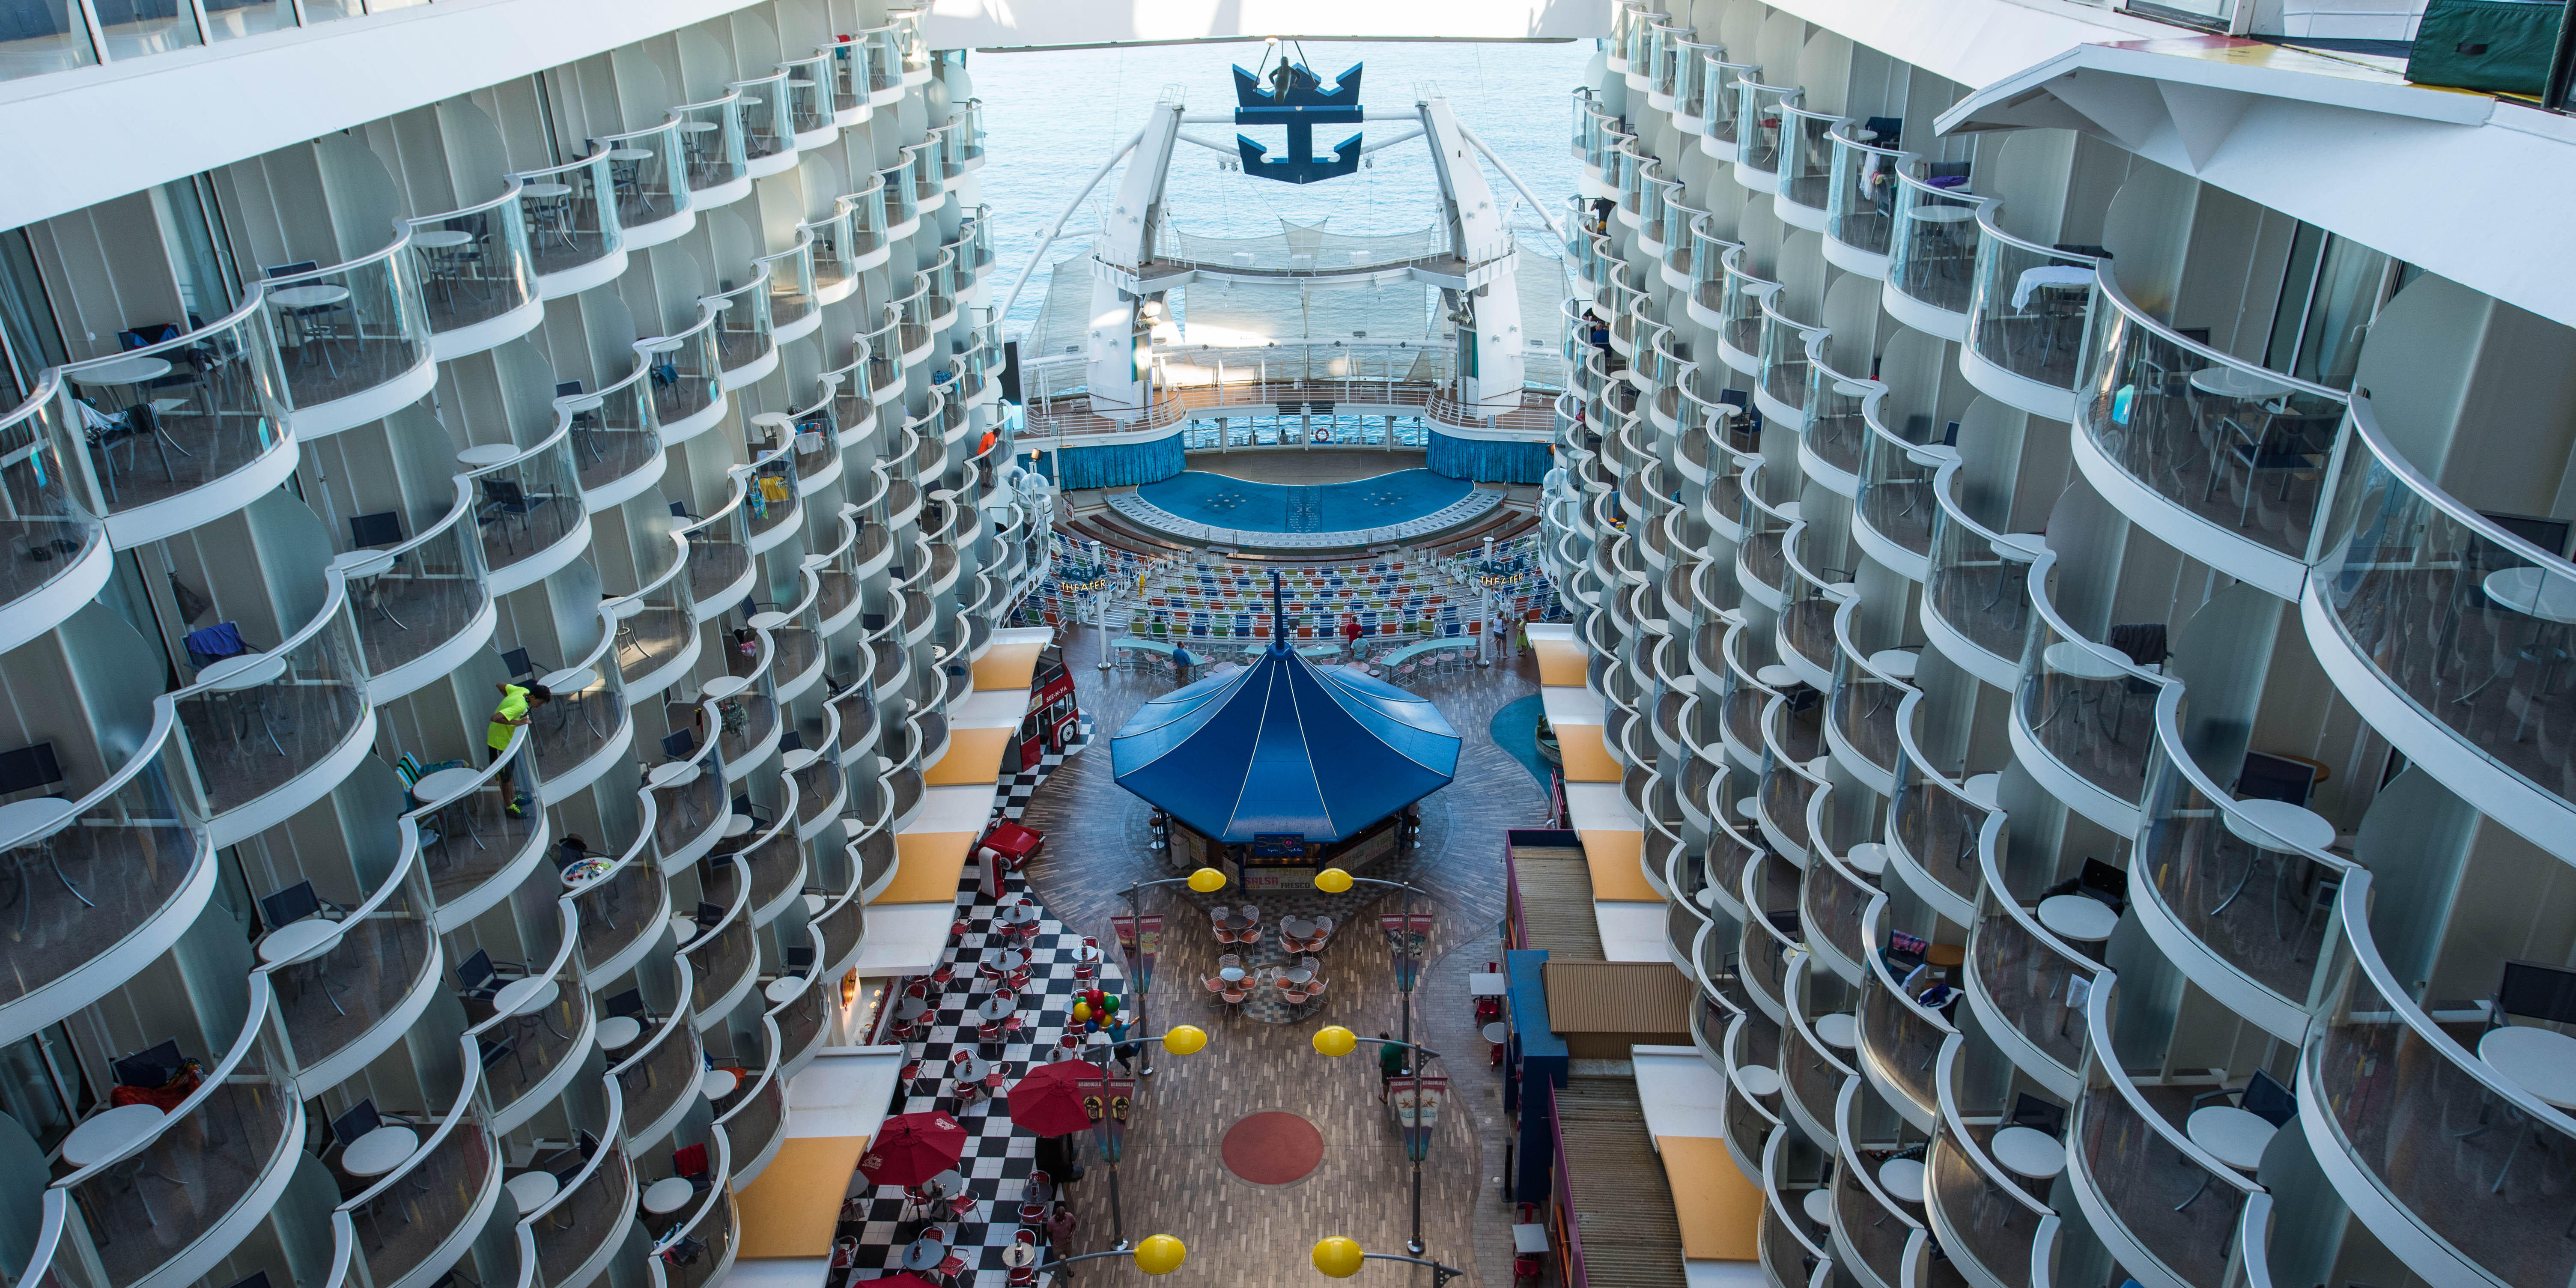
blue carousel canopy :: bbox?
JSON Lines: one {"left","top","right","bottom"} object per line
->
{"left": 1109, "top": 639, "right": 1460, "bottom": 845}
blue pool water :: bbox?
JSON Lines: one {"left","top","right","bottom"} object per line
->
{"left": 1135, "top": 469, "right": 1472, "bottom": 533}
{"left": 1491, "top": 694, "right": 1550, "bottom": 789}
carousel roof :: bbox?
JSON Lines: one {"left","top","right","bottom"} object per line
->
{"left": 1108, "top": 633, "right": 1460, "bottom": 845}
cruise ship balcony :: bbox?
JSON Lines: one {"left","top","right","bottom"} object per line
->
{"left": 1713, "top": 253, "right": 1774, "bottom": 376}
{"left": 1924, "top": 1038, "right": 2063, "bottom": 1288}
{"left": 466, "top": 421, "right": 592, "bottom": 596}
{"left": 1821, "top": 131, "right": 1906, "bottom": 279}
{"left": 1825, "top": 610, "right": 1911, "bottom": 795}
{"left": 1774, "top": 104, "right": 1844, "bottom": 234}
{"left": 264, "top": 243, "right": 441, "bottom": 436}
{"left": 2302, "top": 871, "right": 2576, "bottom": 1288}
{"left": 613, "top": 971, "right": 706, "bottom": 1151}
{"left": 2009, "top": 556, "right": 2163, "bottom": 835}
{"left": 33, "top": 981, "right": 303, "bottom": 1288}
{"left": 349, "top": 485, "right": 499, "bottom": 703}
{"left": 741, "top": 447, "right": 803, "bottom": 554}
{"left": 1798, "top": 360, "right": 1875, "bottom": 499}
{"left": 1922, "top": 462, "right": 2042, "bottom": 691}
{"left": 640, "top": 314, "right": 728, "bottom": 445}
{"left": 1739, "top": 853, "right": 1800, "bottom": 1025}
{"left": 1798, "top": 833, "right": 1875, "bottom": 988}
{"left": 1827, "top": 1076, "right": 1930, "bottom": 1288}
{"left": 53, "top": 297, "right": 300, "bottom": 550}
{"left": 650, "top": 733, "right": 727, "bottom": 874}
{"left": 1759, "top": 1130, "right": 1835, "bottom": 1288}
{"left": 681, "top": 488, "right": 756, "bottom": 619}
{"left": 180, "top": 578, "right": 374, "bottom": 846}
{"left": 2067, "top": 976, "right": 2270, "bottom": 1288}
{"left": 1779, "top": 956, "right": 1858, "bottom": 1144}
{"left": 2306, "top": 392, "right": 2576, "bottom": 861}
{"left": 1961, "top": 210, "right": 2098, "bottom": 423}
{"left": 1853, "top": 398, "right": 1943, "bottom": 583}
{"left": 729, "top": 811, "right": 807, "bottom": 929}
{"left": 1758, "top": 306, "right": 1823, "bottom": 435}
{"left": 265, "top": 826, "right": 442, "bottom": 1090}
{"left": 0, "top": 722, "right": 210, "bottom": 1044}
{"left": 0, "top": 388, "right": 115, "bottom": 653}
{"left": 1884, "top": 701, "right": 1990, "bottom": 927}
{"left": 685, "top": 856, "right": 761, "bottom": 1026}
{"left": 1881, "top": 175, "right": 1984, "bottom": 343}
{"left": 1855, "top": 897, "right": 1953, "bottom": 1133}
{"left": 708, "top": 642, "right": 784, "bottom": 781}
{"left": 1733, "top": 80, "right": 1798, "bottom": 195}
{"left": 573, "top": 815, "right": 671, "bottom": 989}
{"left": 1964, "top": 816, "right": 2096, "bottom": 1100}
{"left": 513, "top": 152, "right": 626, "bottom": 298}
{"left": 1711, "top": 1002, "right": 1785, "bottom": 1181}
{"left": 732, "top": 71, "right": 802, "bottom": 179}
{"left": 617, "top": 534, "right": 704, "bottom": 701}
{"left": 2073, "top": 274, "right": 2346, "bottom": 600}
{"left": 707, "top": 271, "right": 780, "bottom": 389}
{"left": 595, "top": 118, "right": 698, "bottom": 251}
{"left": 757, "top": 240, "right": 821, "bottom": 346}
{"left": 1696, "top": 56, "right": 1757, "bottom": 170}
{"left": 403, "top": 189, "right": 546, "bottom": 360}
{"left": 517, "top": 1111, "right": 638, "bottom": 1288}
{"left": 565, "top": 368, "right": 669, "bottom": 510}
{"left": 322, "top": 1066, "right": 501, "bottom": 1288}
{"left": 420, "top": 731, "right": 552, "bottom": 930}
{"left": 650, "top": 1134, "right": 739, "bottom": 1288}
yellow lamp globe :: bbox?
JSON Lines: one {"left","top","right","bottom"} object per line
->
{"left": 1313, "top": 868, "right": 1354, "bottom": 894}
{"left": 1187, "top": 867, "right": 1228, "bottom": 893}
{"left": 1312, "top": 1025, "right": 1359, "bottom": 1057}
{"left": 1161, "top": 1024, "right": 1208, "bottom": 1055}
{"left": 1312, "top": 1236, "right": 1366, "bottom": 1278}
{"left": 1133, "top": 1234, "right": 1188, "bottom": 1275}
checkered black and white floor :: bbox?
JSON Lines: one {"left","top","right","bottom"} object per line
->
{"left": 842, "top": 717, "right": 1113, "bottom": 1285}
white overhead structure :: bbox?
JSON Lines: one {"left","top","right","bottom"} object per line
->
{"left": 922, "top": 0, "right": 1609, "bottom": 49}
{"left": 1072, "top": 92, "right": 1531, "bottom": 421}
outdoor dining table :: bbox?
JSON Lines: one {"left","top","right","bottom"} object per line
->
{"left": 1216, "top": 914, "right": 1252, "bottom": 934}
{"left": 1217, "top": 966, "right": 1247, "bottom": 983}
{"left": 894, "top": 995, "right": 930, "bottom": 1022}
{"left": 975, "top": 995, "right": 1016, "bottom": 1023}
{"left": 1280, "top": 916, "right": 1316, "bottom": 939}
{"left": 902, "top": 1236, "right": 947, "bottom": 1271}
{"left": 999, "top": 902, "right": 1040, "bottom": 927}
{"left": 1280, "top": 966, "right": 1314, "bottom": 985}
{"left": 989, "top": 945, "right": 1029, "bottom": 972}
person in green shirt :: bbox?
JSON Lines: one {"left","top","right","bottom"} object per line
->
{"left": 487, "top": 681, "right": 552, "bottom": 815}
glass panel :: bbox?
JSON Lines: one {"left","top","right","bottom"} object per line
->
{"left": 1779, "top": 107, "right": 1841, "bottom": 210}
{"left": 463, "top": 428, "right": 582, "bottom": 575}
{"left": 1924, "top": 462, "right": 2033, "bottom": 667}
{"left": 1825, "top": 134, "right": 1905, "bottom": 258}
{"left": 1856, "top": 398, "right": 1943, "bottom": 562}
{"left": 710, "top": 274, "right": 774, "bottom": 374}
{"left": 1888, "top": 715, "right": 1985, "bottom": 909}
{"left": 0, "top": 716, "right": 206, "bottom": 1012}
{"left": 1927, "top": 1128, "right": 2045, "bottom": 1288}
{"left": 1737, "top": 82, "right": 1796, "bottom": 174}
{"left": 673, "top": 96, "right": 748, "bottom": 192}
{"left": 415, "top": 731, "right": 546, "bottom": 909}
{"left": 513, "top": 153, "right": 621, "bottom": 278}
{"left": 1967, "top": 213, "right": 2098, "bottom": 393}
{"left": 566, "top": 364, "right": 660, "bottom": 497}
{"left": 259, "top": 246, "right": 429, "bottom": 410}
{"left": 613, "top": 1002, "right": 701, "bottom": 1142}
{"left": 1887, "top": 173, "right": 1983, "bottom": 317}
{"left": 92, "top": 0, "right": 198, "bottom": 60}
{"left": 1718, "top": 255, "right": 1770, "bottom": 358}
{"left": 529, "top": 1140, "right": 635, "bottom": 1286}
{"left": 597, "top": 119, "right": 690, "bottom": 231}
{"left": 780, "top": 55, "right": 831, "bottom": 134}
{"left": 340, "top": 488, "right": 491, "bottom": 678}
{"left": 0, "top": 0, "right": 98, "bottom": 80}
{"left": 406, "top": 190, "right": 538, "bottom": 335}
{"left": 644, "top": 315, "right": 722, "bottom": 427}
{"left": 202, "top": 0, "right": 291, "bottom": 42}
{"left": 2015, "top": 570, "right": 2159, "bottom": 809}
{"left": 1699, "top": 57, "right": 1754, "bottom": 148}
{"left": 649, "top": 733, "right": 724, "bottom": 863}
{"left": 58, "top": 295, "right": 291, "bottom": 520}
{"left": 0, "top": 385, "right": 107, "bottom": 618}
{"left": 173, "top": 583, "right": 368, "bottom": 817}
{"left": 733, "top": 72, "right": 790, "bottom": 160}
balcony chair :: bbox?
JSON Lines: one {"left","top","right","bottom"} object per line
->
{"left": 475, "top": 477, "right": 558, "bottom": 555}
{"left": 262, "top": 261, "right": 351, "bottom": 377}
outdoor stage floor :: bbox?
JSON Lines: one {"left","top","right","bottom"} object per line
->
{"left": 1133, "top": 468, "right": 1473, "bottom": 534}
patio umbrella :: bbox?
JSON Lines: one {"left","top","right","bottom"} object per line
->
{"left": 866, "top": 1275, "right": 945, "bottom": 1288}
{"left": 859, "top": 1111, "right": 968, "bottom": 1187}
{"left": 1005, "top": 1060, "right": 1106, "bottom": 1137}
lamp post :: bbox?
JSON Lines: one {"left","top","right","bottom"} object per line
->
{"left": 1314, "top": 1027, "right": 1444, "bottom": 1255}
{"left": 1310, "top": 1236, "right": 1467, "bottom": 1288}
{"left": 1073, "top": 1025, "right": 1209, "bottom": 1249}
{"left": 1311, "top": 869, "right": 1433, "bottom": 1056}
{"left": 1116, "top": 867, "right": 1227, "bottom": 1046}
{"left": 1034, "top": 1234, "right": 1189, "bottom": 1276}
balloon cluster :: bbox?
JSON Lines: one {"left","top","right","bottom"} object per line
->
{"left": 1069, "top": 987, "right": 1121, "bottom": 1030}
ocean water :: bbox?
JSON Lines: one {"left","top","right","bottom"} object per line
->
{"left": 964, "top": 39, "right": 1598, "bottom": 337}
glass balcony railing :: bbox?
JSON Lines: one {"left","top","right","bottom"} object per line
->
{"left": 1800, "top": 358, "right": 1872, "bottom": 484}
{"left": 648, "top": 728, "right": 725, "bottom": 869}
{"left": 341, "top": 484, "right": 492, "bottom": 684}
{"left": 1637, "top": 172, "right": 1674, "bottom": 253}
{"left": 472, "top": 903, "right": 592, "bottom": 1118}
{"left": 594, "top": 119, "right": 692, "bottom": 234}
{"left": 510, "top": 153, "right": 622, "bottom": 280}
{"left": 1831, "top": 1077, "right": 1923, "bottom": 1287}
{"left": 706, "top": 270, "right": 776, "bottom": 378}
{"left": 903, "top": 140, "right": 943, "bottom": 211}
{"left": 528, "top": 614, "right": 632, "bottom": 790}
{"left": 1886, "top": 172, "right": 1986, "bottom": 325}
{"left": 731, "top": 71, "right": 793, "bottom": 161}
{"left": 1688, "top": 214, "right": 1735, "bottom": 318}
{"left": 779, "top": 53, "right": 833, "bottom": 135}
{"left": 878, "top": 158, "right": 921, "bottom": 239}
{"left": 611, "top": 964, "right": 704, "bottom": 1147}
{"left": 1857, "top": 898, "right": 1952, "bottom": 1121}
{"left": 569, "top": 788, "right": 667, "bottom": 980}
{"left": 517, "top": 1084, "right": 636, "bottom": 1288}
{"left": 1968, "top": 814, "right": 2097, "bottom": 1087}
{"left": 1613, "top": 138, "right": 1648, "bottom": 224}
{"left": 1965, "top": 207, "right": 2101, "bottom": 402}
{"left": 741, "top": 444, "right": 801, "bottom": 548}
{"left": 1801, "top": 843, "right": 1873, "bottom": 983}
{"left": 2073, "top": 976, "right": 2263, "bottom": 1288}
{"left": 672, "top": 94, "right": 749, "bottom": 193}
{"left": 2015, "top": 551, "right": 2163, "bottom": 817}
{"left": 0, "top": 381, "right": 105, "bottom": 638}
{"left": 1825, "top": 131, "right": 1909, "bottom": 264}
{"left": 799, "top": 205, "right": 854, "bottom": 301}
{"left": 1886, "top": 696, "right": 1986, "bottom": 916}
{"left": 563, "top": 361, "right": 663, "bottom": 499}
{"left": 1670, "top": 40, "right": 1722, "bottom": 122}
{"left": 320, "top": 1019, "right": 497, "bottom": 1288}
{"left": 2306, "top": 869, "right": 2576, "bottom": 1287}
{"left": 1777, "top": 104, "right": 1844, "bottom": 215}
{"left": 256, "top": 238, "right": 434, "bottom": 417}
{"left": 0, "top": 704, "right": 207, "bottom": 1025}
{"left": 615, "top": 531, "right": 700, "bottom": 694}
{"left": 757, "top": 241, "right": 816, "bottom": 332}
{"left": 1777, "top": 533, "right": 1849, "bottom": 682}
{"left": 1716, "top": 250, "right": 1774, "bottom": 363}
{"left": 1645, "top": 21, "right": 1691, "bottom": 103}
{"left": 1854, "top": 396, "right": 1944, "bottom": 573}
{"left": 1924, "top": 460, "right": 2038, "bottom": 680}
{"left": 726, "top": 810, "right": 804, "bottom": 924}
{"left": 1826, "top": 615, "right": 1907, "bottom": 784}
{"left": 1927, "top": 1037, "right": 2059, "bottom": 1288}
{"left": 861, "top": 307, "right": 905, "bottom": 402}
{"left": 1696, "top": 54, "right": 1756, "bottom": 152}
{"left": 172, "top": 575, "right": 369, "bottom": 821}
{"left": 840, "top": 173, "right": 890, "bottom": 271}
{"left": 1739, "top": 483, "right": 1796, "bottom": 607}
{"left": 1657, "top": 192, "right": 1706, "bottom": 285}
{"left": 1759, "top": 1137, "right": 1829, "bottom": 1288}
{"left": 404, "top": 188, "right": 539, "bottom": 338}
{"left": 461, "top": 424, "right": 584, "bottom": 580}
{"left": 2077, "top": 270, "right": 2349, "bottom": 574}
{"left": 415, "top": 726, "right": 546, "bottom": 915}
{"left": 857, "top": 24, "right": 906, "bottom": 99}
{"left": 651, "top": 1133, "right": 737, "bottom": 1288}
{"left": 54, "top": 292, "right": 292, "bottom": 531}
{"left": 1735, "top": 80, "right": 1798, "bottom": 182}
{"left": 639, "top": 312, "right": 724, "bottom": 432}
{"left": 2315, "top": 394, "right": 2576, "bottom": 839}
{"left": 35, "top": 980, "right": 300, "bottom": 1286}
{"left": 1781, "top": 963, "right": 1856, "bottom": 1138}
{"left": 1620, "top": 7, "right": 1664, "bottom": 77}
{"left": 709, "top": 634, "right": 782, "bottom": 772}
{"left": 716, "top": 1040, "right": 789, "bottom": 1180}
{"left": 686, "top": 856, "right": 759, "bottom": 1020}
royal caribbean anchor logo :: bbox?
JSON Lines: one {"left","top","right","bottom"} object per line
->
{"left": 1231, "top": 60, "right": 1363, "bottom": 185}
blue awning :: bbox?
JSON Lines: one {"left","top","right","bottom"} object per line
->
{"left": 1109, "top": 644, "right": 1461, "bottom": 844}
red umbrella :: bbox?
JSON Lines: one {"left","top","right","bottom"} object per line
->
{"left": 859, "top": 1111, "right": 968, "bottom": 1187}
{"left": 867, "top": 1276, "right": 944, "bottom": 1288}
{"left": 1005, "top": 1059, "right": 1107, "bottom": 1137}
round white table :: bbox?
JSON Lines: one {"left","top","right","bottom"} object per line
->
{"left": 700, "top": 1068, "right": 738, "bottom": 1100}
{"left": 641, "top": 1176, "right": 695, "bottom": 1214}
{"left": 2185, "top": 1105, "right": 2276, "bottom": 1172}
{"left": 1905, "top": 443, "right": 1959, "bottom": 470}
{"left": 506, "top": 1169, "right": 561, "bottom": 1213}
{"left": 411, "top": 229, "right": 473, "bottom": 250}
{"left": 1813, "top": 1012, "right": 1859, "bottom": 1050}
{"left": 2478, "top": 1025, "right": 2576, "bottom": 1110}
{"left": 343, "top": 1124, "right": 422, "bottom": 1178}
{"left": 2221, "top": 798, "right": 2334, "bottom": 854}
{"left": 1843, "top": 841, "right": 1890, "bottom": 878}
{"left": 596, "top": 1015, "right": 644, "bottom": 1051}
{"left": 1482, "top": 1022, "right": 1509, "bottom": 1044}
{"left": 1736, "top": 1066, "right": 1782, "bottom": 1097}
{"left": 1876, "top": 1157, "right": 1926, "bottom": 1203}
{"left": 2484, "top": 566, "right": 2576, "bottom": 623}
{"left": 1831, "top": 380, "right": 1875, "bottom": 398}
{"left": 520, "top": 182, "right": 572, "bottom": 200}
{"left": 411, "top": 766, "right": 483, "bottom": 808}
{"left": 702, "top": 675, "right": 750, "bottom": 702}
{"left": 2042, "top": 641, "right": 2131, "bottom": 681}
{"left": 492, "top": 976, "right": 561, "bottom": 1018}
{"left": 61, "top": 1103, "right": 167, "bottom": 1167}
{"left": 2188, "top": 367, "right": 2297, "bottom": 400}
{"left": 1866, "top": 649, "right": 1920, "bottom": 682}
{"left": 457, "top": 442, "right": 520, "bottom": 469}
{"left": 1218, "top": 966, "right": 1246, "bottom": 983}
{"left": 1908, "top": 204, "right": 1976, "bottom": 223}
{"left": 647, "top": 761, "right": 700, "bottom": 790}
{"left": 1989, "top": 1125, "right": 2067, "bottom": 1180}
{"left": 722, "top": 814, "right": 755, "bottom": 840}
{"left": 330, "top": 548, "right": 398, "bottom": 579}
{"left": 0, "top": 796, "right": 77, "bottom": 850}
{"left": 71, "top": 356, "right": 173, "bottom": 388}
{"left": 605, "top": 147, "right": 655, "bottom": 162}
{"left": 1962, "top": 772, "right": 2001, "bottom": 808}
{"left": 258, "top": 917, "right": 341, "bottom": 966}
{"left": 1756, "top": 663, "right": 1803, "bottom": 691}
{"left": 270, "top": 283, "right": 351, "bottom": 310}
{"left": 765, "top": 976, "right": 805, "bottom": 1005}
{"left": 668, "top": 912, "right": 699, "bottom": 945}
{"left": 1801, "top": 1187, "right": 1835, "bottom": 1225}
{"left": 2036, "top": 894, "right": 2119, "bottom": 943}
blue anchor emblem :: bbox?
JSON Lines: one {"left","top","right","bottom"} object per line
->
{"left": 1231, "top": 61, "right": 1363, "bottom": 185}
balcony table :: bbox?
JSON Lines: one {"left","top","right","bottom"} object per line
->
{"left": 2479, "top": 1025, "right": 2576, "bottom": 1111}
{"left": 61, "top": 1103, "right": 167, "bottom": 1168}
{"left": 1736, "top": 1064, "right": 1783, "bottom": 1098}
{"left": 1962, "top": 773, "right": 2001, "bottom": 809}
{"left": 2187, "top": 367, "right": 2298, "bottom": 400}
{"left": 605, "top": 147, "right": 656, "bottom": 211}
{"left": 256, "top": 916, "right": 343, "bottom": 1018}
{"left": 343, "top": 1123, "right": 422, "bottom": 1178}
{"left": 1813, "top": 1011, "right": 1859, "bottom": 1050}
{"left": 457, "top": 442, "right": 519, "bottom": 469}
{"left": 519, "top": 182, "right": 575, "bottom": 250}
{"left": 412, "top": 766, "right": 489, "bottom": 852}
{"left": 493, "top": 974, "right": 566, "bottom": 1040}
{"left": 1989, "top": 1125, "right": 2067, "bottom": 1181}
{"left": 700, "top": 1067, "right": 737, "bottom": 1100}
{"left": 596, "top": 1015, "right": 643, "bottom": 1051}
{"left": 721, "top": 813, "right": 755, "bottom": 841}
{"left": 541, "top": 665, "right": 604, "bottom": 737}
{"left": 1876, "top": 1156, "right": 1925, "bottom": 1204}
{"left": 200, "top": 650, "right": 292, "bottom": 755}
{"left": 641, "top": 1176, "right": 695, "bottom": 1214}
{"left": 268, "top": 286, "right": 354, "bottom": 370}
{"left": 1987, "top": 533, "right": 2048, "bottom": 608}
{"left": 1843, "top": 842, "right": 1890, "bottom": 878}
{"left": 702, "top": 674, "right": 751, "bottom": 702}
{"left": 2184, "top": 1104, "right": 2275, "bottom": 1179}
{"left": 2035, "top": 894, "right": 2118, "bottom": 944}
{"left": 505, "top": 1170, "right": 560, "bottom": 1213}
{"left": 1801, "top": 1188, "right": 1834, "bottom": 1226}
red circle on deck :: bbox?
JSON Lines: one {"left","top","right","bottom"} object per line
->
{"left": 1220, "top": 1111, "right": 1325, "bottom": 1186}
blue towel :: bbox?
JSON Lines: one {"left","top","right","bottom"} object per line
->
{"left": 183, "top": 622, "right": 247, "bottom": 669}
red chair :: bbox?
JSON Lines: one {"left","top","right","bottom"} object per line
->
{"left": 1002, "top": 1015, "right": 1026, "bottom": 1042}
{"left": 1513, "top": 1253, "right": 1543, "bottom": 1285}
{"left": 935, "top": 1250, "right": 970, "bottom": 1286}
{"left": 947, "top": 1193, "right": 978, "bottom": 1222}
{"left": 927, "top": 964, "right": 956, "bottom": 990}
{"left": 978, "top": 1021, "right": 1004, "bottom": 1044}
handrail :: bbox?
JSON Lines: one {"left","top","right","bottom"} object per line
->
{"left": 608, "top": 954, "right": 699, "bottom": 1081}
{"left": 50, "top": 976, "right": 284, "bottom": 1190}
{"left": 1830, "top": 596, "right": 1915, "bottom": 703}
{"left": 1974, "top": 811, "right": 2101, "bottom": 974}
{"left": 1930, "top": 1035, "right": 2053, "bottom": 1218}
{"left": 519, "top": 1073, "right": 629, "bottom": 1236}
{"left": 1760, "top": 1126, "right": 1831, "bottom": 1261}
{"left": 2340, "top": 390, "right": 2576, "bottom": 578}
{"left": 2021, "top": 546, "right": 2165, "bottom": 689}
{"left": 2090, "top": 264, "right": 2348, "bottom": 409}
{"left": 2081, "top": 970, "right": 2263, "bottom": 1196}
{"left": 1969, "top": 201, "right": 2105, "bottom": 267}
{"left": 1859, "top": 894, "right": 1958, "bottom": 1035}
{"left": 1890, "top": 691, "right": 1983, "bottom": 818}
{"left": 1781, "top": 954, "right": 1858, "bottom": 1079}
{"left": 1833, "top": 1075, "right": 1924, "bottom": 1232}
